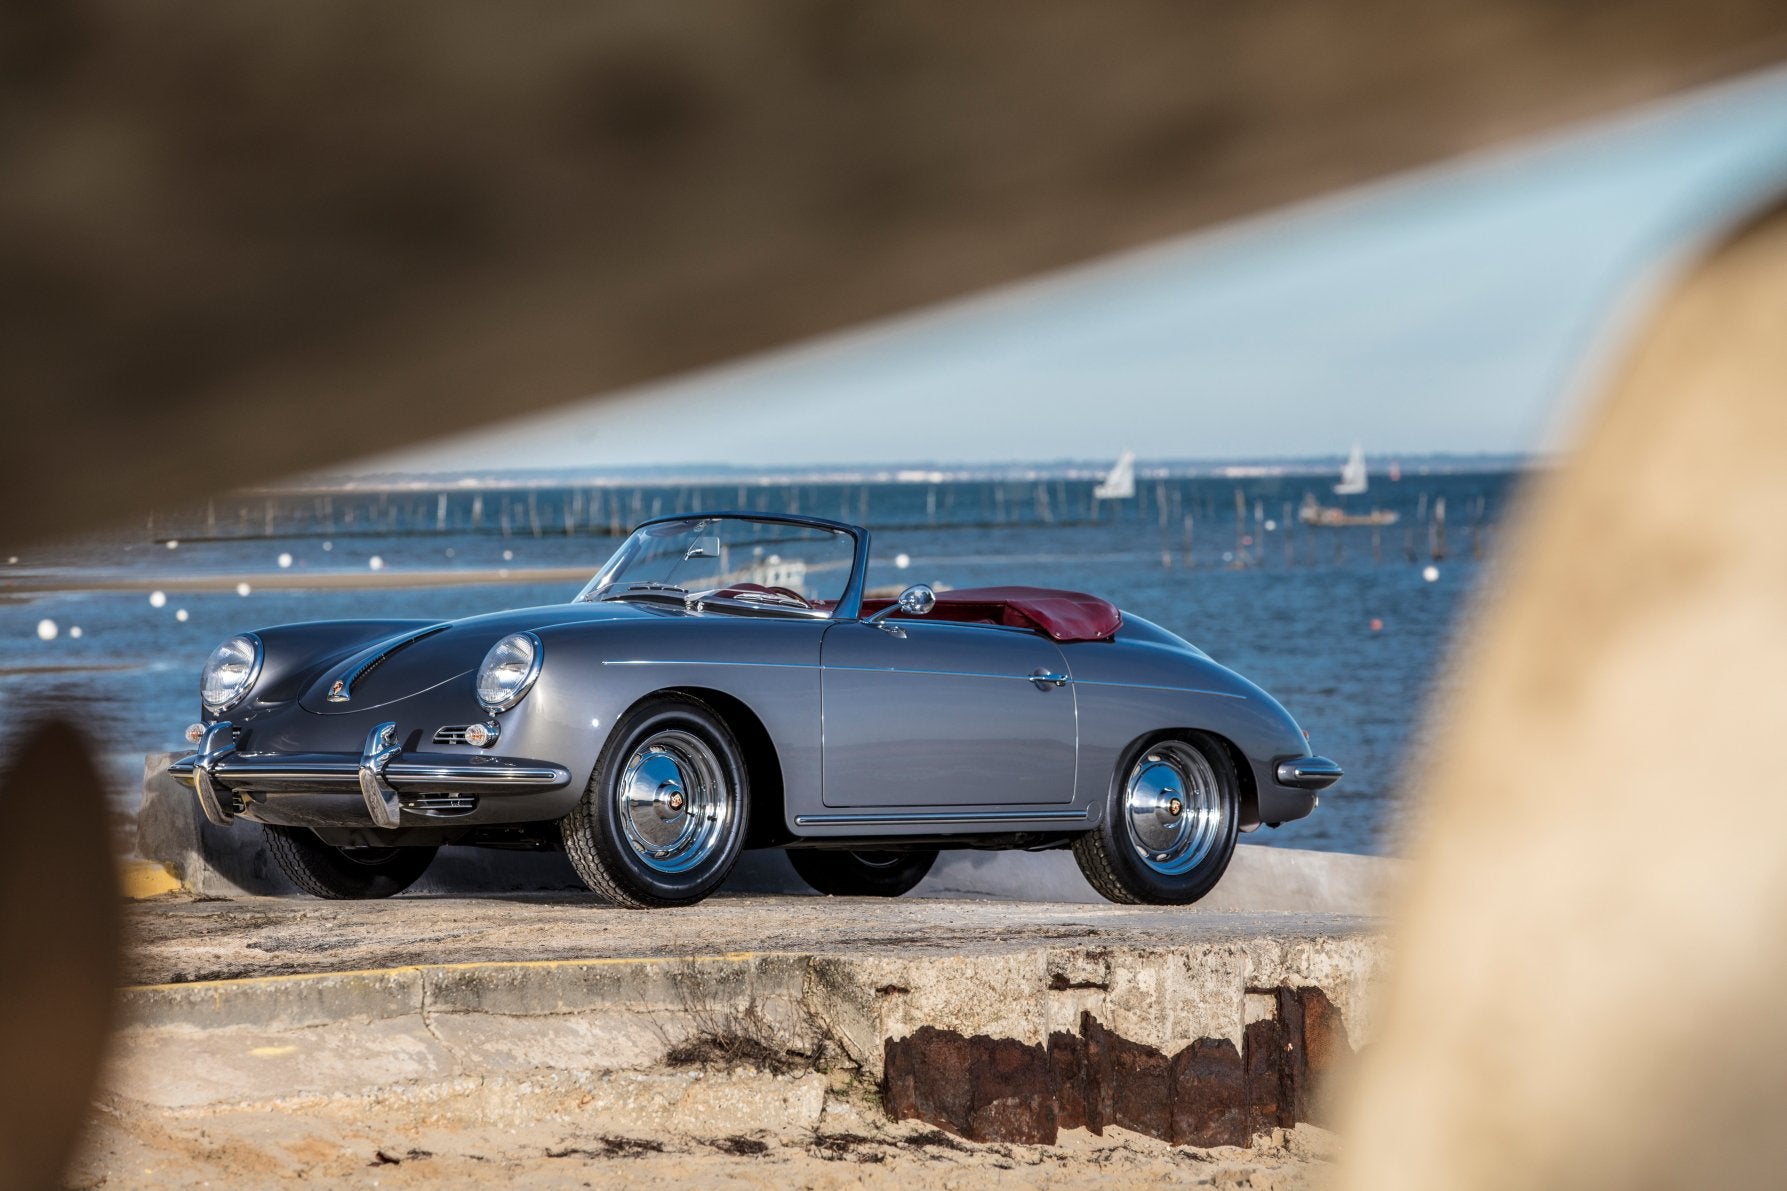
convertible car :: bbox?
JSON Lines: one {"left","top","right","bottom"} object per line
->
{"left": 170, "top": 512, "right": 1340, "bottom": 907}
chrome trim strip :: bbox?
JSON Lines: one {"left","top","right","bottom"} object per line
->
{"left": 794, "top": 809, "right": 1089, "bottom": 827}
{"left": 384, "top": 762, "right": 570, "bottom": 787}
{"left": 604, "top": 658, "right": 1077, "bottom": 685}
{"left": 189, "top": 720, "right": 238, "bottom": 827}
{"left": 172, "top": 752, "right": 572, "bottom": 792}
{"left": 358, "top": 721, "right": 404, "bottom": 828}
{"left": 1274, "top": 755, "right": 1344, "bottom": 789}
{"left": 1072, "top": 679, "right": 1246, "bottom": 700}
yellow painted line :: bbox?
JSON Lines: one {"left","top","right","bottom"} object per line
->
{"left": 120, "top": 860, "right": 182, "bottom": 900}
{"left": 249, "top": 1045, "right": 298, "bottom": 1057}
{"left": 123, "top": 951, "right": 764, "bottom": 995}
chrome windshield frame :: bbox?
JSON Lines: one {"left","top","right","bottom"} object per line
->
{"left": 581, "top": 511, "right": 871, "bottom": 621}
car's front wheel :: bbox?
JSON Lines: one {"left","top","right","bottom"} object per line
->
{"left": 562, "top": 694, "right": 750, "bottom": 908}
{"left": 263, "top": 825, "right": 437, "bottom": 899}
{"left": 1071, "top": 733, "right": 1239, "bottom": 905}
{"left": 787, "top": 848, "right": 937, "bottom": 898}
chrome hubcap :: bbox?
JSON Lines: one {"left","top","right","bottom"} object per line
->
{"left": 1123, "top": 742, "right": 1224, "bottom": 876}
{"left": 617, "top": 729, "right": 730, "bottom": 874}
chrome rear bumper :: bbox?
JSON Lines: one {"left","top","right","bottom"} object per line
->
{"left": 170, "top": 719, "right": 573, "bottom": 829}
{"left": 1274, "top": 755, "right": 1344, "bottom": 790}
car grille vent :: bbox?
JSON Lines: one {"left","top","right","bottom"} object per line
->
{"left": 353, "top": 624, "right": 449, "bottom": 685}
{"left": 433, "top": 725, "right": 473, "bottom": 745}
{"left": 331, "top": 624, "right": 451, "bottom": 702}
{"left": 402, "top": 793, "right": 478, "bottom": 817}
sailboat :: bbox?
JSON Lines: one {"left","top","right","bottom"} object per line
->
{"left": 1092, "top": 451, "right": 1136, "bottom": 501}
{"left": 1333, "top": 443, "right": 1368, "bottom": 495}
{"left": 1299, "top": 443, "right": 1400, "bottom": 527}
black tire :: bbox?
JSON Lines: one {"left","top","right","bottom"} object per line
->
{"left": 264, "top": 825, "right": 437, "bottom": 900}
{"left": 1071, "top": 733, "right": 1240, "bottom": 905}
{"left": 561, "top": 693, "right": 750, "bottom": 908}
{"left": 787, "top": 848, "right": 937, "bottom": 898}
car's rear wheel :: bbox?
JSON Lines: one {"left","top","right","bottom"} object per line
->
{"left": 264, "top": 825, "right": 437, "bottom": 899}
{"left": 787, "top": 848, "right": 937, "bottom": 898}
{"left": 1071, "top": 733, "right": 1239, "bottom": 905}
{"left": 562, "top": 694, "right": 750, "bottom": 908}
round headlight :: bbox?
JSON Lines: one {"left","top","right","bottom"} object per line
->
{"left": 200, "top": 633, "right": 263, "bottom": 712}
{"left": 476, "top": 632, "right": 541, "bottom": 712}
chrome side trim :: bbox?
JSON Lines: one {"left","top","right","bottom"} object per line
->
{"left": 1274, "top": 755, "right": 1344, "bottom": 790}
{"left": 1071, "top": 679, "right": 1247, "bottom": 700}
{"left": 190, "top": 720, "right": 238, "bottom": 828}
{"left": 794, "top": 809, "right": 1090, "bottom": 827}
{"left": 358, "top": 721, "right": 404, "bottom": 828}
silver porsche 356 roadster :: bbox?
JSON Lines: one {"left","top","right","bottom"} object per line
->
{"left": 171, "top": 512, "right": 1339, "bottom": 907}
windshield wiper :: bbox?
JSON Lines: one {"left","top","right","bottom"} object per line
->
{"left": 595, "top": 581, "right": 690, "bottom": 604}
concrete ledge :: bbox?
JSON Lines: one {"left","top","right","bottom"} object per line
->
{"left": 111, "top": 917, "right": 1383, "bottom": 1111}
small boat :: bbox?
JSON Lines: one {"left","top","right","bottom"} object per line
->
{"left": 1334, "top": 443, "right": 1369, "bottom": 496}
{"left": 1092, "top": 451, "right": 1136, "bottom": 501}
{"left": 1298, "top": 493, "right": 1400, "bottom": 528}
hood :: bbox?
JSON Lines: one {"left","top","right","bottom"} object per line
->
{"left": 298, "top": 600, "right": 666, "bottom": 713}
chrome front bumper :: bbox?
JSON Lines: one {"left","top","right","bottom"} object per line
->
{"left": 1274, "top": 755, "right": 1344, "bottom": 790}
{"left": 170, "top": 719, "right": 572, "bottom": 829}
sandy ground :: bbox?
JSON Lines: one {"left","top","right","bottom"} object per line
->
{"left": 75, "top": 1085, "right": 1337, "bottom": 1190}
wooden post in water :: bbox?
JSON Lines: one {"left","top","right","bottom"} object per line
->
{"left": 1233, "top": 487, "right": 1246, "bottom": 567}
{"left": 1182, "top": 514, "right": 1195, "bottom": 568}
{"left": 1430, "top": 496, "right": 1447, "bottom": 560}
{"left": 1158, "top": 490, "right": 1172, "bottom": 568}
{"left": 1372, "top": 523, "right": 1382, "bottom": 564}
{"left": 1283, "top": 500, "right": 1295, "bottom": 567}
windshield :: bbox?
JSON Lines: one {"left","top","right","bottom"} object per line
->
{"left": 576, "top": 516, "right": 857, "bottom": 615}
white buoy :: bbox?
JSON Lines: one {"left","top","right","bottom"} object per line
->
{"left": 69, "top": 626, "right": 83, "bottom": 639}
{"left": 35, "top": 618, "right": 57, "bottom": 641}
{"left": 1423, "top": 565, "right": 1440, "bottom": 583}
{"left": 1264, "top": 519, "right": 1278, "bottom": 532}
{"left": 175, "top": 608, "right": 189, "bottom": 622}
{"left": 322, "top": 541, "right": 333, "bottom": 552}
{"left": 166, "top": 539, "right": 179, "bottom": 550}
{"left": 502, "top": 549, "right": 514, "bottom": 562}
{"left": 149, "top": 590, "right": 167, "bottom": 608}
{"left": 236, "top": 581, "right": 252, "bottom": 597}
{"left": 368, "top": 555, "right": 384, "bottom": 571}
{"left": 6, "top": 556, "right": 16, "bottom": 564}
{"left": 445, "top": 548, "right": 456, "bottom": 558}
{"left": 277, "top": 552, "right": 293, "bottom": 569}
{"left": 894, "top": 552, "right": 910, "bottom": 570}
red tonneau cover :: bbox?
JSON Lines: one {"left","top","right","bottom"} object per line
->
{"left": 861, "top": 585, "right": 1122, "bottom": 643}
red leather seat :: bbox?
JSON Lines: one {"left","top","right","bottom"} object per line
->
{"left": 861, "top": 585, "right": 1122, "bottom": 643}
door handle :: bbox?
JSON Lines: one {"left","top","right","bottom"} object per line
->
{"left": 1029, "top": 669, "right": 1070, "bottom": 689}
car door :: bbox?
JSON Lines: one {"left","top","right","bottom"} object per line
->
{"left": 818, "top": 619, "right": 1077, "bottom": 807}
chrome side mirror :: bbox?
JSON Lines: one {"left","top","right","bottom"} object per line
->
{"left": 866, "top": 583, "right": 935, "bottom": 632}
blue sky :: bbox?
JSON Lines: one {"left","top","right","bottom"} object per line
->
{"left": 373, "top": 65, "right": 1787, "bottom": 473}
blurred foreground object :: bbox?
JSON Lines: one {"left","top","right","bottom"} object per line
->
{"left": 0, "top": 723, "right": 121, "bottom": 1190}
{"left": 1340, "top": 200, "right": 1787, "bottom": 1186}
{"left": 5, "top": 0, "right": 1787, "bottom": 546}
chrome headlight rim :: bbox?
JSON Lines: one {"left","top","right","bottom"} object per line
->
{"left": 200, "top": 632, "right": 264, "bottom": 714}
{"left": 476, "top": 631, "right": 543, "bottom": 713}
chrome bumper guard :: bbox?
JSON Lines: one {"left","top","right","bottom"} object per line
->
{"left": 169, "top": 719, "right": 572, "bottom": 829}
{"left": 1274, "top": 755, "right": 1344, "bottom": 790}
